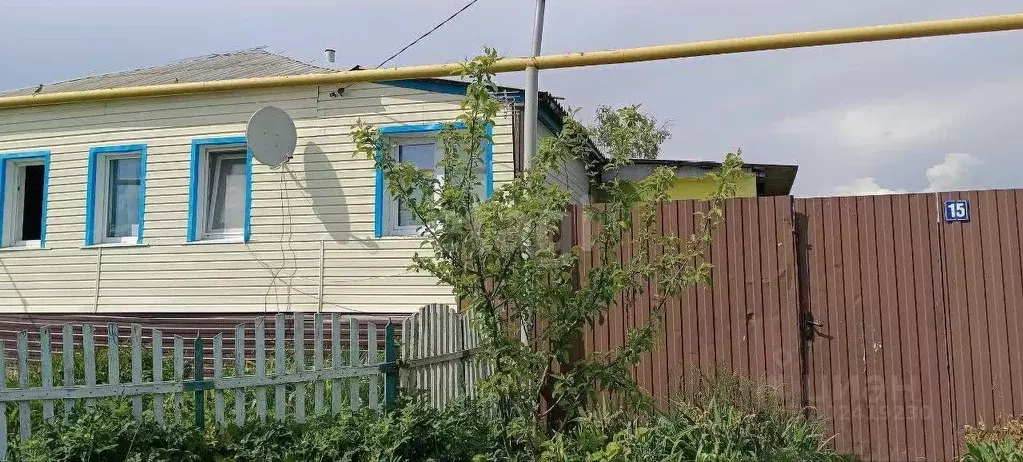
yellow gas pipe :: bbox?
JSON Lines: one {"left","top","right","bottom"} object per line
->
{"left": 0, "top": 13, "right": 1021, "bottom": 110}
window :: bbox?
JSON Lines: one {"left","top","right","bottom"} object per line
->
{"left": 188, "top": 138, "right": 251, "bottom": 242}
{"left": 388, "top": 140, "right": 439, "bottom": 235}
{"left": 375, "top": 122, "right": 492, "bottom": 237}
{"left": 86, "top": 145, "right": 147, "bottom": 245}
{"left": 0, "top": 152, "right": 49, "bottom": 249}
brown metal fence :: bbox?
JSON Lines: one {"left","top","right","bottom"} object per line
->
{"left": 569, "top": 189, "right": 1023, "bottom": 461}
{"left": 570, "top": 196, "right": 802, "bottom": 408}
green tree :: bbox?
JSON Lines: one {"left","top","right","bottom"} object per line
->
{"left": 353, "top": 48, "right": 744, "bottom": 458}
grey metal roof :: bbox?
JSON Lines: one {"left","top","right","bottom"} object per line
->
{"left": 0, "top": 48, "right": 337, "bottom": 97}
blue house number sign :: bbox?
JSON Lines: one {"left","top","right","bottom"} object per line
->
{"left": 944, "top": 200, "right": 970, "bottom": 223}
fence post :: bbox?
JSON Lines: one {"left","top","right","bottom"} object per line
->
{"left": 384, "top": 322, "right": 397, "bottom": 409}
{"left": 194, "top": 336, "right": 205, "bottom": 431}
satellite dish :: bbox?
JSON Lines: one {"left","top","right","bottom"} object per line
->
{"left": 246, "top": 106, "right": 297, "bottom": 166}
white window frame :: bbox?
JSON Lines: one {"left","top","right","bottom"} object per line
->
{"left": 385, "top": 137, "right": 442, "bottom": 237}
{"left": 382, "top": 135, "right": 488, "bottom": 237}
{"left": 93, "top": 153, "right": 143, "bottom": 244}
{"left": 195, "top": 144, "right": 247, "bottom": 242}
{"left": 1, "top": 158, "right": 46, "bottom": 249}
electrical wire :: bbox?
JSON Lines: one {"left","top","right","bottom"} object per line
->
{"left": 374, "top": 0, "right": 484, "bottom": 69}
{"left": 253, "top": 1, "right": 485, "bottom": 313}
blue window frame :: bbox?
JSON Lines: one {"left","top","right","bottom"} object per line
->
{"left": 373, "top": 122, "right": 493, "bottom": 238}
{"left": 0, "top": 151, "right": 50, "bottom": 248}
{"left": 85, "top": 144, "right": 147, "bottom": 245}
{"left": 187, "top": 137, "right": 252, "bottom": 242}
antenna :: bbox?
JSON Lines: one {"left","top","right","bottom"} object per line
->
{"left": 246, "top": 106, "right": 297, "bottom": 167}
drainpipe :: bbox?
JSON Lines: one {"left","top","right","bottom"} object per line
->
{"left": 523, "top": 0, "right": 546, "bottom": 170}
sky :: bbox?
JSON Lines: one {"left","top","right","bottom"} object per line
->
{"left": 1, "top": 0, "right": 1020, "bottom": 196}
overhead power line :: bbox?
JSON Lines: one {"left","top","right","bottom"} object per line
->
{"left": 374, "top": 0, "right": 483, "bottom": 69}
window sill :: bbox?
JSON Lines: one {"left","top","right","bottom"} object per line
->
{"left": 0, "top": 246, "right": 48, "bottom": 253}
{"left": 183, "top": 238, "right": 246, "bottom": 246}
{"left": 80, "top": 242, "right": 149, "bottom": 249}
{"left": 376, "top": 234, "right": 425, "bottom": 240}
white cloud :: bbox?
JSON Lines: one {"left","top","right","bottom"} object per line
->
{"left": 773, "top": 99, "right": 949, "bottom": 155}
{"left": 833, "top": 152, "right": 983, "bottom": 196}
{"left": 833, "top": 177, "right": 905, "bottom": 196}
{"left": 924, "top": 152, "right": 982, "bottom": 192}
{"left": 771, "top": 79, "right": 1023, "bottom": 163}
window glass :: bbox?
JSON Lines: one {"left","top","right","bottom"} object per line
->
{"left": 20, "top": 165, "right": 44, "bottom": 241}
{"left": 207, "top": 152, "right": 246, "bottom": 233}
{"left": 396, "top": 143, "right": 435, "bottom": 228}
{"left": 106, "top": 157, "right": 140, "bottom": 239}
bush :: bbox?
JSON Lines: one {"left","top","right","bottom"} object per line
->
{"left": 540, "top": 375, "right": 852, "bottom": 462}
{"left": 8, "top": 377, "right": 849, "bottom": 461}
{"left": 7, "top": 397, "right": 500, "bottom": 462}
{"left": 964, "top": 416, "right": 1023, "bottom": 462}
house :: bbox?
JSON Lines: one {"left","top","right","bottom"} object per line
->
{"left": 0, "top": 48, "right": 796, "bottom": 322}
{"left": 0, "top": 48, "right": 594, "bottom": 320}
{"left": 602, "top": 159, "right": 798, "bottom": 199}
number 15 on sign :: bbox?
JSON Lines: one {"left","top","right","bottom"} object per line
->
{"left": 944, "top": 200, "right": 970, "bottom": 223}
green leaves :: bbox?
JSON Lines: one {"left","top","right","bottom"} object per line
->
{"left": 353, "top": 47, "right": 747, "bottom": 454}
{"left": 591, "top": 105, "right": 671, "bottom": 167}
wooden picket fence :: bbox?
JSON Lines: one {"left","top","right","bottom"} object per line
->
{"left": 0, "top": 313, "right": 397, "bottom": 458}
{"left": 401, "top": 304, "right": 489, "bottom": 408}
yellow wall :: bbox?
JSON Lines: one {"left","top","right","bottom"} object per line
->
{"left": 0, "top": 82, "right": 517, "bottom": 314}
{"left": 667, "top": 172, "right": 757, "bottom": 199}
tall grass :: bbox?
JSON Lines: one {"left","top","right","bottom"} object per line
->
{"left": 964, "top": 416, "right": 1023, "bottom": 461}
{"left": 541, "top": 374, "right": 855, "bottom": 461}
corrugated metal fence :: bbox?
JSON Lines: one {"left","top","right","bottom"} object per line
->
{"left": 569, "top": 189, "right": 1023, "bottom": 461}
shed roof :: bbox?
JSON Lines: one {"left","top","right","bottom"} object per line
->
{"left": 629, "top": 158, "right": 799, "bottom": 196}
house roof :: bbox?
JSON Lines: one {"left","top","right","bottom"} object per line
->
{"left": 0, "top": 48, "right": 336, "bottom": 97}
{"left": 630, "top": 158, "right": 799, "bottom": 196}
{"left": 0, "top": 47, "right": 602, "bottom": 164}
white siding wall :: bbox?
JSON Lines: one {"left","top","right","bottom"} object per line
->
{"left": 540, "top": 125, "right": 590, "bottom": 205}
{"left": 0, "top": 83, "right": 515, "bottom": 314}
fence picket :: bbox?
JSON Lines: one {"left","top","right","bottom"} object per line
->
{"left": 0, "top": 341, "right": 7, "bottom": 458}
{"left": 464, "top": 315, "right": 473, "bottom": 399}
{"left": 254, "top": 317, "right": 267, "bottom": 421}
{"left": 368, "top": 323, "right": 378, "bottom": 411}
{"left": 213, "top": 334, "right": 225, "bottom": 426}
{"left": 62, "top": 324, "right": 74, "bottom": 418}
{"left": 131, "top": 324, "right": 143, "bottom": 418}
{"left": 294, "top": 313, "right": 306, "bottom": 423}
{"left": 403, "top": 314, "right": 411, "bottom": 388}
{"left": 107, "top": 323, "right": 119, "bottom": 389}
{"left": 17, "top": 331, "right": 31, "bottom": 440}
{"left": 455, "top": 313, "right": 465, "bottom": 399}
{"left": 450, "top": 307, "right": 458, "bottom": 405}
{"left": 447, "top": 307, "right": 456, "bottom": 404}
{"left": 417, "top": 310, "right": 426, "bottom": 396}
{"left": 432, "top": 305, "right": 441, "bottom": 407}
{"left": 173, "top": 336, "right": 184, "bottom": 423}
{"left": 40, "top": 326, "right": 54, "bottom": 422}
{"left": 313, "top": 313, "right": 324, "bottom": 416}
{"left": 331, "top": 313, "right": 341, "bottom": 415}
{"left": 0, "top": 312, "right": 407, "bottom": 446}
{"left": 83, "top": 324, "right": 96, "bottom": 408}
{"left": 235, "top": 324, "right": 246, "bottom": 427}
{"left": 152, "top": 328, "right": 165, "bottom": 426}
{"left": 420, "top": 308, "right": 430, "bottom": 405}
{"left": 274, "top": 313, "right": 285, "bottom": 422}
{"left": 349, "top": 317, "right": 360, "bottom": 411}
